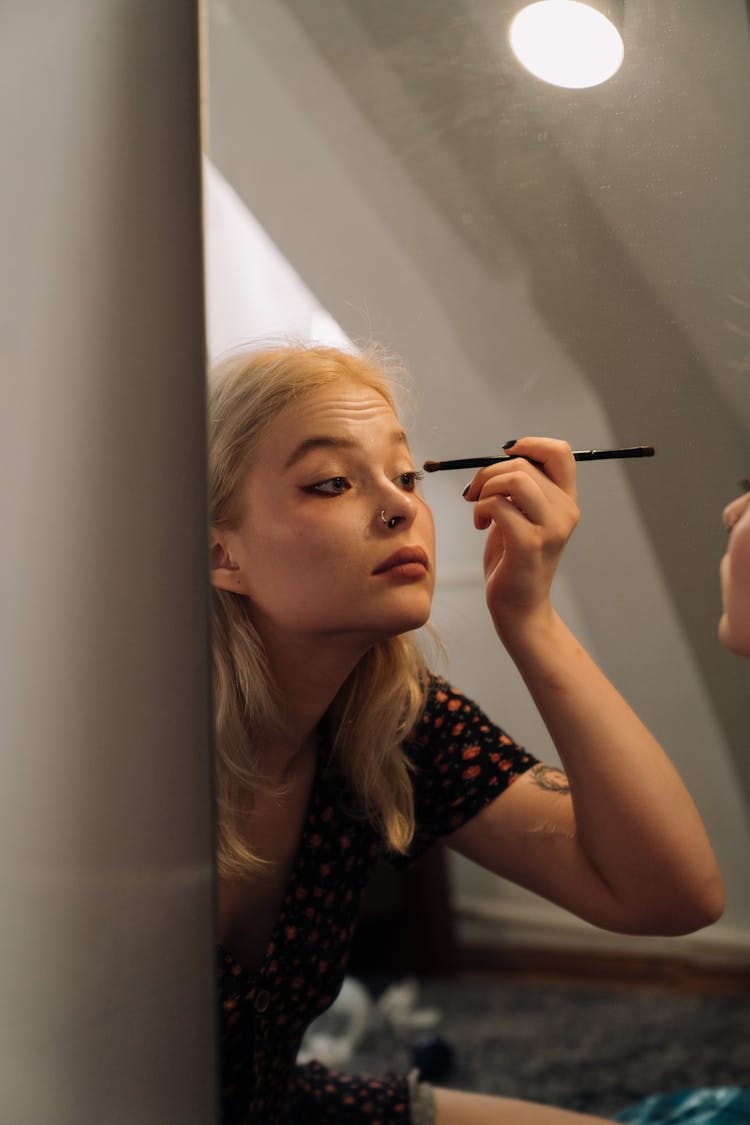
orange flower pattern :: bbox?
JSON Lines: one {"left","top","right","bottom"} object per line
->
{"left": 219, "top": 675, "right": 535, "bottom": 1123}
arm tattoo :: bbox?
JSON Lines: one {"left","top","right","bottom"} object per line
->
{"left": 529, "top": 763, "right": 571, "bottom": 794}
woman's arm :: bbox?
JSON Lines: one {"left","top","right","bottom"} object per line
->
{"left": 447, "top": 438, "right": 723, "bottom": 935}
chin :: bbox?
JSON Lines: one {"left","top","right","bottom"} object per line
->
{"left": 718, "top": 615, "right": 750, "bottom": 658}
{"left": 379, "top": 601, "right": 432, "bottom": 638}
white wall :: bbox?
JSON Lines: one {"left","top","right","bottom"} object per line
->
{"left": 204, "top": 0, "right": 750, "bottom": 964}
{"left": 0, "top": 4, "right": 217, "bottom": 1121}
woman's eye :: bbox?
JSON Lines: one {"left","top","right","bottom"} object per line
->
{"left": 310, "top": 476, "right": 350, "bottom": 496}
{"left": 398, "top": 471, "right": 424, "bottom": 492}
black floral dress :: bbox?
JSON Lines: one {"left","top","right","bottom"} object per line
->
{"left": 219, "top": 675, "right": 537, "bottom": 1123}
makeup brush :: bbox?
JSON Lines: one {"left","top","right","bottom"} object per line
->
{"left": 423, "top": 445, "right": 655, "bottom": 472}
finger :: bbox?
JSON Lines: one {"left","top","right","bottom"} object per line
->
{"left": 472, "top": 470, "right": 550, "bottom": 530}
{"left": 463, "top": 459, "right": 553, "bottom": 506}
{"left": 463, "top": 437, "right": 577, "bottom": 503}
{"left": 474, "top": 490, "right": 578, "bottom": 543}
{"left": 507, "top": 437, "right": 577, "bottom": 496}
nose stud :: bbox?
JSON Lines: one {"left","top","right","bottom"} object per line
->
{"left": 381, "top": 510, "right": 399, "bottom": 529}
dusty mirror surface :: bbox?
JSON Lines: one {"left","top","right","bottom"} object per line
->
{"left": 203, "top": 0, "right": 750, "bottom": 971}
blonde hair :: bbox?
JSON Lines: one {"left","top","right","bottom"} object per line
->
{"left": 208, "top": 342, "right": 430, "bottom": 878}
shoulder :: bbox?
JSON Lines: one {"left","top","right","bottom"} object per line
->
{"left": 388, "top": 674, "right": 538, "bottom": 865}
{"left": 405, "top": 673, "right": 536, "bottom": 800}
{"left": 414, "top": 673, "right": 481, "bottom": 724}
{"left": 409, "top": 674, "right": 518, "bottom": 750}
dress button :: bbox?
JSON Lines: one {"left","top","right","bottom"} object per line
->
{"left": 254, "top": 989, "right": 270, "bottom": 1013}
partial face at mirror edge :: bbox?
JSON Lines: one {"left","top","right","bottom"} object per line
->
{"left": 719, "top": 490, "right": 750, "bottom": 659}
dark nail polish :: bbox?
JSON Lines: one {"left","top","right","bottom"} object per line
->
{"left": 502, "top": 439, "right": 517, "bottom": 450}
{"left": 462, "top": 483, "right": 471, "bottom": 498}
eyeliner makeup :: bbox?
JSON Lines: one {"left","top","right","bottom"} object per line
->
{"left": 423, "top": 445, "right": 655, "bottom": 473}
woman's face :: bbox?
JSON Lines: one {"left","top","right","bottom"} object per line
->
{"left": 212, "top": 376, "right": 436, "bottom": 662}
{"left": 719, "top": 490, "right": 750, "bottom": 658}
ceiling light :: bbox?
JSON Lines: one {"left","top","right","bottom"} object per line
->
{"left": 509, "top": 1, "right": 624, "bottom": 89}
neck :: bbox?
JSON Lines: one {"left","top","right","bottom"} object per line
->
{"left": 258, "top": 631, "right": 372, "bottom": 776}
{"left": 257, "top": 728, "right": 318, "bottom": 788}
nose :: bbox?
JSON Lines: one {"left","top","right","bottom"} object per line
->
{"left": 377, "top": 485, "right": 418, "bottom": 531}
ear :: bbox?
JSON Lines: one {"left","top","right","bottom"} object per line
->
{"left": 209, "top": 535, "right": 249, "bottom": 594}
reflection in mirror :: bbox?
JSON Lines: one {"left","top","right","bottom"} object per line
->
{"left": 203, "top": 0, "right": 750, "bottom": 1113}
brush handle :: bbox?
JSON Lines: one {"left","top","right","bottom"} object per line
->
{"left": 423, "top": 446, "right": 655, "bottom": 472}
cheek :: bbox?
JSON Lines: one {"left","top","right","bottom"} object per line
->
{"left": 419, "top": 503, "right": 437, "bottom": 550}
{"left": 250, "top": 518, "right": 359, "bottom": 586}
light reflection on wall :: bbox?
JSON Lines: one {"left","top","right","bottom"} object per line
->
{"left": 203, "top": 158, "right": 353, "bottom": 359}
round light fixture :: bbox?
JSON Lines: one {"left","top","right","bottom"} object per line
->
{"left": 509, "top": 0, "right": 624, "bottom": 89}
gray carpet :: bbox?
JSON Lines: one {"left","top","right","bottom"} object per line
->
{"left": 339, "top": 976, "right": 750, "bottom": 1119}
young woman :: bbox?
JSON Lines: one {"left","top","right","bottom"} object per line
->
{"left": 208, "top": 342, "right": 723, "bottom": 1125}
{"left": 719, "top": 485, "right": 750, "bottom": 657}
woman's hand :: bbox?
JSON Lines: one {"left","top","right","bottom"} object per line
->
{"left": 455, "top": 437, "right": 723, "bottom": 936}
{"left": 462, "top": 437, "right": 579, "bottom": 630}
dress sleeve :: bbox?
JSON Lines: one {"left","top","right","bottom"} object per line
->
{"left": 389, "top": 674, "right": 538, "bottom": 867}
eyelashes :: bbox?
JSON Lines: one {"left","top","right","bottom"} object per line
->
{"left": 399, "top": 470, "right": 424, "bottom": 491}
{"left": 308, "top": 471, "right": 423, "bottom": 496}
{"left": 308, "top": 476, "right": 349, "bottom": 496}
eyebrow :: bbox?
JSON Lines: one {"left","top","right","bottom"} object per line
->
{"left": 284, "top": 430, "right": 409, "bottom": 469}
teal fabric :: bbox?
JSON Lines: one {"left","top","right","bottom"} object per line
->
{"left": 615, "top": 1088, "right": 750, "bottom": 1124}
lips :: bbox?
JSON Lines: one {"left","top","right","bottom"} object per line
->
{"left": 373, "top": 546, "right": 430, "bottom": 576}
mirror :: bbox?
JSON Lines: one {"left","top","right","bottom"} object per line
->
{"left": 203, "top": 0, "right": 750, "bottom": 977}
